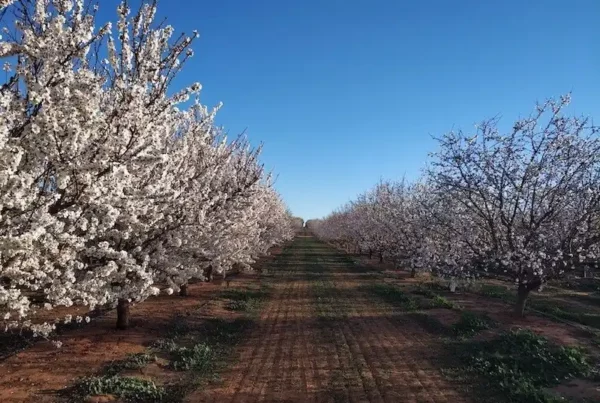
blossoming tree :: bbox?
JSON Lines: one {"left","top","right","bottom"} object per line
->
{"left": 429, "top": 96, "right": 600, "bottom": 315}
{"left": 1, "top": 0, "right": 294, "bottom": 334}
{"left": 314, "top": 95, "right": 600, "bottom": 316}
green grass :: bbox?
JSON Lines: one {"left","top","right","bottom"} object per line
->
{"left": 452, "top": 311, "right": 496, "bottom": 338}
{"left": 448, "top": 329, "right": 593, "bottom": 403}
{"left": 222, "top": 288, "right": 268, "bottom": 313}
{"left": 364, "top": 283, "right": 419, "bottom": 311}
{"left": 71, "top": 375, "right": 166, "bottom": 402}
{"left": 430, "top": 294, "right": 457, "bottom": 309}
{"left": 168, "top": 342, "right": 216, "bottom": 371}
{"left": 412, "top": 285, "right": 457, "bottom": 309}
{"left": 154, "top": 319, "right": 251, "bottom": 373}
{"left": 103, "top": 353, "right": 156, "bottom": 376}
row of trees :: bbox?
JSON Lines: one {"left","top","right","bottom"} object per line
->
{"left": 312, "top": 95, "right": 600, "bottom": 316}
{"left": 0, "top": 0, "right": 295, "bottom": 336}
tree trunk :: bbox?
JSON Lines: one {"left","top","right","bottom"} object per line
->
{"left": 179, "top": 284, "right": 188, "bottom": 297}
{"left": 116, "top": 299, "right": 130, "bottom": 330}
{"left": 379, "top": 253, "right": 383, "bottom": 263}
{"left": 369, "top": 249, "right": 373, "bottom": 259}
{"left": 515, "top": 285, "right": 530, "bottom": 317}
{"left": 410, "top": 267, "right": 416, "bottom": 278}
{"left": 205, "top": 266, "right": 214, "bottom": 282}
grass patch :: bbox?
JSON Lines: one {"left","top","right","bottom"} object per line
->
{"left": 103, "top": 353, "right": 156, "bottom": 376}
{"left": 449, "top": 329, "right": 592, "bottom": 403}
{"left": 71, "top": 375, "right": 166, "bottom": 402}
{"left": 365, "top": 283, "right": 419, "bottom": 311}
{"left": 168, "top": 342, "right": 216, "bottom": 371}
{"left": 413, "top": 284, "right": 458, "bottom": 309}
{"left": 431, "top": 295, "right": 456, "bottom": 309}
{"left": 452, "top": 311, "right": 496, "bottom": 338}
{"left": 225, "top": 298, "right": 260, "bottom": 312}
{"left": 222, "top": 288, "right": 268, "bottom": 313}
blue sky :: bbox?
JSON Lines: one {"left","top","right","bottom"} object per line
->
{"left": 98, "top": 0, "right": 598, "bottom": 220}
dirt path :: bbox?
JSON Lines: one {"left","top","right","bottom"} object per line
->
{"left": 188, "top": 236, "right": 468, "bottom": 403}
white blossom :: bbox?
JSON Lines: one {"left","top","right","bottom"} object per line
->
{"left": 1, "top": 0, "right": 294, "bottom": 337}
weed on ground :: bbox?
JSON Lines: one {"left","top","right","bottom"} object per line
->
{"left": 452, "top": 311, "right": 496, "bottom": 338}
{"left": 70, "top": 375, "right": 167, "bottom": 403}
{"left": 446, "top": 329, "right": 593, "bottom": 403}
{"left": 221, "top": 287, "right": 269, "bottom": 313}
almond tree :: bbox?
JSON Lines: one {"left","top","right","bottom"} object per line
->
{"left": 429, "top": 95, "right": 600, "bottom": 315}
{"left": 1, "top": 0, "right": 294, "bottom": 333}
{"left": 1, "top": 0, "right": 123, "bottom": 335}
{"left": 371, "top": 181, "right": 439, "bottom": 277}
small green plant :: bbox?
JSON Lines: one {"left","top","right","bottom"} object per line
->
{"left": 366, "top": 283, "right": 419, "bottom": 311}
{"left": 72, "top": 375, "right": 166, "bottom": 402}
{"left": 413, "top": 284, "right": 457, "bottom": 309}
{"left": 452, "top": 311, "right": 495, "bottom": 337}
{"left": 103, "top": 353, "right": 155, "bottom": 376}
{"left": 226, "top": 299, "right": 250, "bottom": 311}
{"left": 453, "top": 329, "right": 592, "bottom": 403}
{"left": 169, "top": 342, "right": 215, "bottom": 371}
{"left": 431, "top": 295, "right": 456, "bottom": 309}
{"left": 151, "top": 338, "right": 178, "bottom": 352}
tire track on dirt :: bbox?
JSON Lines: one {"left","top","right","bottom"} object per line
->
{"left": 315, "top": 260, "right": 469, "bottom": 403}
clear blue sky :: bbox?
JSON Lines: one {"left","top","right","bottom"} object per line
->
{"left": 98, "top": 0, "right": 599, "bottom": 220}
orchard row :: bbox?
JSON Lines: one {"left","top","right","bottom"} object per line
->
{"left": 309, "top": 95, "right": 600, "bottom": 316}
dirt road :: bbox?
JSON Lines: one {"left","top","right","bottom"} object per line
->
{"left": 188, "top": 236, "right": 467, "bottom": 403}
